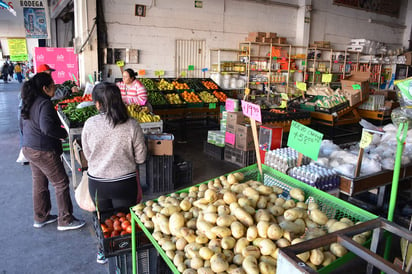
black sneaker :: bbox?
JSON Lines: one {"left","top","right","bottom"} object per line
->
{"left": 33, "top": 214, "right": 58, "bottom": 228}
{"left": 57, "top": 218, "right": 86, "bottom": 231}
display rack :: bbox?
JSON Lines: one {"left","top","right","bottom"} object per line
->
{"left": 57, "top": 111, "right": 83, "bottom": 186}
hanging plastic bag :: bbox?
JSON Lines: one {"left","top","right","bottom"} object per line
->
{"left": 75, "top": 171, "right": 96, "bottom": 212}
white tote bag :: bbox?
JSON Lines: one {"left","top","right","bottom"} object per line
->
{"left": 75, "top": 171, "right": 96, "bottom": 212}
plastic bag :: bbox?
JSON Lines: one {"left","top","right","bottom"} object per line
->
{"left": 75, "top": 171, "right": 96, "bottom": 212}
{"left": 394, "top": 77, "right": 412, "bottom": 117}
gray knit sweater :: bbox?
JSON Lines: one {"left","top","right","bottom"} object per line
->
{"left": 81, "top": 114, "right": 147, "bottom": 179}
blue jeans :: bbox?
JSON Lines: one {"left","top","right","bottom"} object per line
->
{"left": 22, "top": 147, "right": 75, "bottom": 226}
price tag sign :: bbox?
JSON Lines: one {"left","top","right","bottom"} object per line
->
{"left": 209, "top": 103, "right": 216, "bottom": 109}
{"left": 188, "top": 65, "right": 194, "bottom": 71}
{"left": 241, "top": 100, "right": 261, "bottom": 122}
{"left": 302, "top": 61, "right": 305, "bottom": 66}
{"left": 225, "top": 131, "right": 235, "bottom": 145}
{"left": 116, "top": 60, "right": 125, "bottom": 67}
{"left": 287, "top": 121, "right": 323, "bottom": 161}
{"left": 280, "top": 93, "right": 289, "bottom": 100}
{"left": 322, "top": 73, "right": 332, "bottom": 83}
{"left": 180, "top": 71, "right": 187, "bottom": 77}
{"left": 202, "top": 68, "right": 208, "bottom": 72}
{"left": 315, "top": 71, "right": 321, "bottom": 74}
{"left": 226, "top": 98, "right": 235, "bottom": 112}
{"left": 352, "top": 84, "right": 361, "bottom": 90}
{"left": 296, "top": 82, "right": 307, "bottom": 91}
{"left": 155, "top": 70, "right": 165, "bottom": 76}
{"left": 138, "top": 70, "right": 146, "bottom": 76}
{"left": 273, "top": 56, "right": 277, "bottom": 60}
{"left": 244, "top": 88, "right": 250, "bottom": 96}
{"left": 279, "top": 101, "right": 287, "bottom": 108}
{"left": 251, "top": 95, "right": 256, "bottom": 99}
{"left": 360, "top": 130, "right": 373, "bottom": 148}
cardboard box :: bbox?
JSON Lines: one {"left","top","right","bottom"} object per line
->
{"left": 403, "top": 51, "right": 412, "bottom": 65}
{"left": 147, "top": 134, "right": 174, "bottom": 156}
{"left": 341, "top": 89, "right": 361, "bottom": 106}
{"left": 248, "top": 32, "right": 266, "bottom": 38}
{"left": 226, "top": 111, "right": 245, "bottom": 132}
{"left": 340, "top": 71, "right": 370, "bottom": 103}
{"left": 235, "top": 123, "right": 254, "bottom": 151}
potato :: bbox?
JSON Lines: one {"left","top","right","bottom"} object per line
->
{"left": 242, "top": 246, "right": 261, "bottom": 259}
{"left": 310, "top": 248, "right": 324, "bottom": 265}
{"left": 242, "top": 255, "right": 259, "bottom": 274}
{"left": 296, "top": 202, "right": 308, "bottom": 209}
{"left": 233, "top": 172, "right": 245, "bottom": 181}
{"left": 352, "top": 234, "right": 367, "bottom": 245}
{"left": 233, "top": 254, "right": 244, "bottom": 265}
{"left": 231, "top": 221, "right": 246, "bottom": 239}
{"left": 307, "top": 202, "right": 318, "bottom": 211}
{"left": 182, "top": 269, "right": 196, "bottom": 274}
{"left": 243, "top": 204, "right": 256, "bottom": 215}
{"left": 340, "top": 217, "right": 354, "bottom": 226}
{"left": 276, "top": 238, "right": 290, "bottom": 248}
{"left": 211, "top": 226, "right": 232, "bottom": 238}
{"left": 221, "top": 236, "right": 237, "bottom": 250}
{"left": 272, "top": 185, "right": 284, "bottom": 194}
{"left": 304, "top": 217, "right": 319, "bottom": 229}
{"left": 328, "top": 221, "right": 351, "bottom": 233}
{"left": 186, "top": 218, "right": 197, "bottom": 230}
{"left": 204, "top": 189, "right": 218, "bottom": 203}
{"left": 255, "top": 209, "right": 272, "bottom": 223}
{"left": 268, "top": 205, "right": 284, "bottom": 216}
{"left": 199, "top": 246, "right": 214, "bottom": 260}
{"left": 234, "top": 207, "right": 254, "bottom": 226}
{"left": 257, "top": 221, "right": 270, "bottom": 238}
{"left": 282, "top": 199, "right": 296, "bottom": 209}
{"left": 238, "top": 197, "right": 251, "bottom": 207}
{"left": 256, "top": 185, "right": 273, "bottom": 195}
{"left": 169, "top": 212, "right": 185, "bottom": 236}
{"left": 175, "top": 237, "right": 188, "bottom": 250}
{"left": 322, "top": 251, "right": 336, "bottom": 266}
{"left": 259, "top": 261, "right": 276, "bottom": 274}
{"left": 156, "top": 213, "right": 171, "bottom": 235}
{"left": 330, "top": 242, "right": 348, "bottom": 257}
{"left": 217, "top": 205, "right": 231, "bottom": 216}
{"left": 227, "top": 173, "right": 239, "bottom": 185}
{"left": 284, "top": 208, "right": 307, "bottom": 221}
{"left": 223, "top": 191, "right": 237, "bottom": 204}
{"left": 258, "top": 238, "right": 277, "bottom": 256}
{"left": 247, "top": 225, "right": 258, "bottom": 241}
{"left": 234, "top": 237, "right": 249, "bottom": 254}
{"left": 291, "top": 238, "right": 310, "bottom": 262}
{"left": 279, "top": 220, "right": 303, "bottom": 234}
{"left": 325, "top": 219, "right": 338, "bottom": 230}
{"left": 210, "top": 253, "right": 229, "bottom": 273}
{"left": 267, "top": 224, "right": 284, "bottom": 240}
{"left": 195, "top": 234, "right": 209, "bottom": 244}
{"left": 173, "top": 253, "right": 185, "bottom": 267}
{"left": 162, "top": 239, "right": 176, "bottom": 251}
{"left": 197, "top": 267, "right": 214, "bottom": 274}
{"left": 203, "top": 212, "right": 218, "bottom": 224}
{"left": 228, "top": 267, "right": 247, "bottom": 274}
{"left": 304, "top": 227, "right": 326, "bottom": 240}
{"left": 190, "top": 257, "right": 204, "bottom": 270}
{"left": 216, "top": 214, "right": 236, "bottom": 227}
{"left": 289, "top": 188, "right": 305, "bottom": 202}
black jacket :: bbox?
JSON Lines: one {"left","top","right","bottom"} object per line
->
{"left": 22, "top": 94, "right": 68, "bottom": 154}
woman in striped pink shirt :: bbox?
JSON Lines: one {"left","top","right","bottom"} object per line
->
{"left": 116, "top": 68, "right": 148, "bottom": 106}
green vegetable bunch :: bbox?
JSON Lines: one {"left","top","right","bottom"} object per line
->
{"left": 62, "top": 103, "right": 98, "bottom": 124}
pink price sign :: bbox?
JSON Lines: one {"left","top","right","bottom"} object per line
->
{"left": 225, "top": 131, "right": 235, "bottom": 145}
{"left": 241, "top": 100, "right": 261, "bottom": 122}
{"left": 226, "top": 99, "right": 235, "bottom": 112}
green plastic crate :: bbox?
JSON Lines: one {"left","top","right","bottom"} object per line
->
{"left": 131, "top": 164, "right": 377, "bottom": 274}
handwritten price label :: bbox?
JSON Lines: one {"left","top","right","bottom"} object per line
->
{"left": 296, "top": 82, "right": 307, "bottom": 91}
{"left": 360, "top": 130, "right": 373, "bottom": 148}
{"left": 226, "top": 99, "right": 235, "bottom": 112}
{"left": 322, "top": 73, "right": 332, "bottom": 83}
{"left": 225, "top": 131, "right": 236, "bottom": 145}
{"left": 241, "top": 100, "right": 261, "bottom": 122}
{"left": 287, "top": 121, "right": 323, "bottom": 161}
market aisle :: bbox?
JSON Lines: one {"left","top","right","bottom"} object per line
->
{"left": 0, "top": 82, "right": 108, "bottom": 274}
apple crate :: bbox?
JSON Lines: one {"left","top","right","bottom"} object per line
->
{"left": 93, "top": 207, "right": 151, "bottom": 258}
{"left": 140, "top": 121, "right": 163, "bottom": 134}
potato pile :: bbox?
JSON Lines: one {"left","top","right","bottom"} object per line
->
{"left": 132, "top": 172, "right": 370, "bottom": 273}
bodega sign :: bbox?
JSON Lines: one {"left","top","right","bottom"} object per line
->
{"left": 20, "top": 1, "right": 44, "bottom": 7}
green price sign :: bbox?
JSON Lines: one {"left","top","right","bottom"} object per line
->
{"left": 155, "top": 70, "right": 165, "bottom": 76}
{"left": 273, "top": 56, "right": 277, "bottom": 60}
{"left": 322, "top": 73, "right": 332, "bottom": 83}
{"left": 301, "top": 61, "right": 305, "bottom": 66}
{"left": 287, "top": 121, "right": 323, "bottom": 161}
{"left": 352, "top": 84, "right": 361, "bottom": 90}
{"left": 296, "top": 82, "right": 307, "bottom": 91}
{"left": 188, "top": 65, "right": 194, "bottom": 71}
{"left": 116, "top": 60, "right": 125, "bottom": 67}
{"left": 315, "top": 71, "right": 321, "bottom": 74}
{"left": 209, "top": 103, "right": 216, "bottom": 109}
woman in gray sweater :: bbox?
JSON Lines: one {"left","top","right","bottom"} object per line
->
{"left": 81, "top": 82, "right": 147, "bottom": 264}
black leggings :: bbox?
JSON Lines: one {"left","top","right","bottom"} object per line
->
{"left": 88, "top": 174, "right": 137, "bottom": 211}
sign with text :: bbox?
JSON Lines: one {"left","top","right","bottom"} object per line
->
{"left": 8, "top": 39, "right": 28, "bottom": 61}
{"left": 225, "top": 98, "right": 236, "bottom": 112}
{"left": 360, "top": 130, "right": 373, "bottom": 148}
{"left": 322, "top": 73, "right": 332, "bottom": 83}
{"left": 138, "top": 69, "right": 146, "bottom": 76}
{"left": 352, "top": 84, "right": 361, "bottom": 90}
{"left": 296, "top": 82, "right": 307, "bottom": 91}
{"left": 241, "top": 100, "right": 261, "bottom": 122}
{"left": 287, "top": 121, "right": 323, "bottom": 161}
{"left": 34, "top": 47, "right": 78, "bottom": 84}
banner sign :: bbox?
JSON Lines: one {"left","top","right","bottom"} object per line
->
{"left": 34, "top": 47, "right": 79, "bottom": 84}
{"left": 23, "top": 7, "right": 48, "bottom": 38}
{"left": 8, "top": 39, "right": 28, "bottom": 61}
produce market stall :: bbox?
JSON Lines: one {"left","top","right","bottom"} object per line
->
{"left": 129, "top": 164, "right": 377, "bottom": 274}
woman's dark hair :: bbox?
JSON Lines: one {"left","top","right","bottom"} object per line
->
{"left": 92, "top": 82, "right": 129, "bottom": 127}
{"left": 124, "top": 68, "right": 137, "bottom": 80}
{"left": 21, "top": 72, "right": 54, "bottom": 119}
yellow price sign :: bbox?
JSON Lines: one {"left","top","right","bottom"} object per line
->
{"left": 322, "top": 73, "right": 332, "bottom": 83}
{"left": 116, "top": 60, "right": 125, "bottom": 67}
{"left": 359, "top": 130, "right": 373, "bottom": 148}
{"left": 280, "top": 93, "right": 288, "bottom": 100}
{"left": 180, "top": 71, "right": 187, "bottom": 77}
{"left": 279, "top": 101, "right": 287, "bottom": 108}
{"left": 296, "top": 82, "right": 307, "bottom": 91}
{"left": 244, "top": 88, "right": 250, "bottom": 96}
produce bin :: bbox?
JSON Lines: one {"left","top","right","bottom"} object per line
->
{"left": 224, "top": 145, "right": 256, "bottom": 167}
{"left": 130, "top": 164, "right": 377, "bottom": 274}
{"left": 203, "top": 141, "right": 225, "bottom": 160}
{"left": 93, "top": 207, "right": 151, "bottom": 258}
{"left": 146, "top": 155, "right": 174, "bottom": 194}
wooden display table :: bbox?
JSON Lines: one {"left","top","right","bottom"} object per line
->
{"left": 310, "top": 103, "right": 361, "bottom": 127}
{"left": 357, "top": 109, "right": 392, "bottom": 125}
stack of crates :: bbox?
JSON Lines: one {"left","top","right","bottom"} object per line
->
{"left": 224, "top": 145, "right": 256, "bottom": 167}
{"left": 173, "top": 159, "right": 193, "bottom": 189}
{"left": 146, "top": 154, "right": 174, "bottom": 194}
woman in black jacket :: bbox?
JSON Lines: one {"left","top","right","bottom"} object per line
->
{"left": 21, "top": 72, "right": 85, "bottom": 231}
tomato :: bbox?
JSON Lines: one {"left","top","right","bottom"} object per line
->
{"left": 116, "top": 212, "right": 126, "bottom": 218}
{"left": 121, "top": 220, "right": 131, "bottom": 230}
{"left": 113, "top": 224, "right": 122, "bottom": 232}
{"left": 111, "top": 230, "right": 120, "bottom": 237}
{"left": 104, "top": 219, "right": 113, "bottom": 228}
{"left": 120, "top": 231, "right": 129, "bottom": 236}
{"left": 113, "top": 220, "right": 120, "bottom": 227}
{"left": 126, "top": 225, "right": 132, "bottom": 234}
{"left": 126, "top": 213, "right": 131, "bottom": 221}
{"left": 110, "top": 215, "right": 118, "bottom": 221}
{"left": 119, "top": 216, "right": 126, "bottom": 223}
{"left": 104, "top": 232, "right": 111, "bottom": 238}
